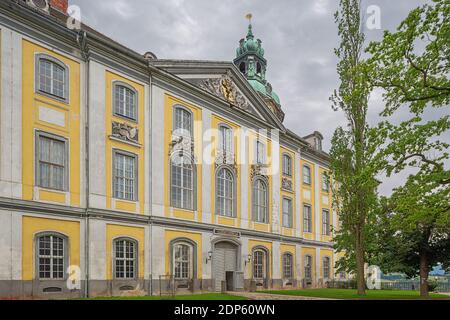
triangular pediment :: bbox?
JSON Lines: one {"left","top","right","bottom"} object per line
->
{"left": 152, "top": 60, "right": 286, "bottom": 131}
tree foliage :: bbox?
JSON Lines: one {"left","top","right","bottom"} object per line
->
{"left": 330, "top": 0, "right": 379, "bottom": 295}
{"left": 367, "top": 0, "right": 450, "bottom": 297}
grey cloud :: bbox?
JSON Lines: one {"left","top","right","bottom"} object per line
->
{"left": 71, "top": 0, "right": 448, "bottom": 195}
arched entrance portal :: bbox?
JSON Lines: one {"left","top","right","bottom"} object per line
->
{"left": 213, "top": 241, "right": 239, "bottom": 292}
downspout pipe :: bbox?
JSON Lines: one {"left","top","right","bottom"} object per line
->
{"left": 77, "top": 30, "right": 90, "bottom": 298}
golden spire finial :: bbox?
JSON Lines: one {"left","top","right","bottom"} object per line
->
{"left": 246, "top": 13, "right": 253, "bottom": 24}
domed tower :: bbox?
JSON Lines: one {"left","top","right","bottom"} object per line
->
{"left": 234, "top": 15, "right": 285, "bottom": 122}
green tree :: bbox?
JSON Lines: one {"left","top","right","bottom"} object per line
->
{"left": 330, "top": 0, "right": 379, "bottom": 295}
{"left": 367, "top": 0, "right": 450, "bottom": 297}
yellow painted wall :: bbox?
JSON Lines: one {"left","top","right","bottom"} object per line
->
{"left": 163, "top": 95, "right": 203, "bottom": 222}
{"left": 164, "top": 230, "right": 202, "bottom": 279}
{"left": 280, "top": 146, "right": 296, "bottom": 236}
{"left": 105, "top": 224, "right": 145, "bottom": 280}
{"left": 210, "top": 115, "right": 241, "bottom": 228}
{"left": 248, "top": 239, "right": 273, "bottom": 278}
{"left": 105, "top": 71, "right": 145, "bottom": 214}
{"left": 22, "top": 40, "right": 81, "bottom": 206}
{"left": 301, "top": 159, "right": 315, "bottom": 240}
{"left": 22, "top": 216, "right": 80, "bottom": 281}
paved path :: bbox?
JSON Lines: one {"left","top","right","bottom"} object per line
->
{"left": 227, "top": 292, "right": 335, "bottom": 300}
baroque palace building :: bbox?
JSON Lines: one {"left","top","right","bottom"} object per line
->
{"left": 0, "top": 0, "right": 343, "bottom": 298}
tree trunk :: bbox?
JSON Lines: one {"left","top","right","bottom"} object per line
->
{"left": 419, "top": 252, "right": 429, "bottom": 298}
{"left": 355, "top": 230, "right": 366, "bottom": 295}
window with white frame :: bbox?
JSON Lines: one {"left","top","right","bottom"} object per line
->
{"left": 303, "top": 205, "right": 313, "bottom": 233}
{"left": 114, "top": 83, "right": 137, "bottom": 120}
{"left": 37, "top": 234, "right": 65, "bottom": 280}
{"left": 218, "top": 125, "right": 233, "bottom": 154}
{"left": 322, "top": 173, "right": 330, "bottom": 192}
{"left": 173, "top": 107, "right": 193, "bottom": 138}
{"left": 114, "top": 238, "right": 137, "bottom": 279}
{"left": 36, "top": 132, "right": 67, "bottom": 191}
{"left": 304, "top": 255, "right": 313, "bottom": 281}
{"left": 113, "top": 151, "right": 137, "bottom": 201}
{"left": 282, "top": 198, "right": 293, "bottom": 228}
{"left": 216, "top": 168, "right": 235, "bottom": 217}
{"left": 252, "top": 179, "right": 268, "bottom": 223}
{"left": 256, "top": 141, "right": 266, "bottom": 165}
{"left": 322, "top": 209, "right": 331, "bottom": 236}
{"left": 323, "top": 257, "right": 331, "bottom": 279}
{"left": 253, "top": 250, "right": 266, "bottom": 279}
{"left": 303, "top": 165, "right": 312, "bottom": 185}
{"left": 173, "top": 243, "right": 192, "bottom": 280}
{"left": 171, "top": 155, "right": 194, "bottom": 210}
{"left": 282, "top": 154, "right": 292, "bottom": 176}
{"left": 36, "top": 55, "right": 68, "bottom": 101}
{"left": 283, "top": 253, "right": 293, "bottom": 279}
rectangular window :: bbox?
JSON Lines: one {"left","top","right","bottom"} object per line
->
{"left": 322, "top": 173, "right": 330, "bottom": 192}
{"left": 322, "top": 209, "right": 331, "bottom": 236}
{"left": 36, "top": 132, "right": 67, "bottom": 191}
{"left": 282, "top": 155, "right": 292, "bottom": 176}
{"left": 113, "top": 151, "right": 137, "bottom": 201}
{"left": 303, "top": 205, "right": 313, "bottom": 233}
{"left": 219, "top": 126, "right": 233, "bottom": 154}
{"left": 303, "top": 165, "right": 311, "bottom": 185}
{"left": 256, "top": 141, "right": 266, "bottom": 165}
{"left": 282, "top": 198, "right": 293, "bottom": 228}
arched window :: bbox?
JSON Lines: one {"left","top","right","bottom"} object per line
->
{"left": 170, "top": 154, "right": 194, "bottom": 210}
{"left": 252, "top": 178, "right": 268, "bottom": 223}
{"left": 173, "top": 106, "right": 193, "bottom": 138}
{"left": 36, "top": 54, "right": 68, "bottom": 101}
{"left": 253, "top": 249, "right": 267, "bottom": 280}
{"left": 172, "top": 241, "right": 195, "bottom": 280}
{"left": 36, "top": 233, "right": 67, "bottom": 280}
{"left": 303, "top": 165, "right": 312, "bottom": 185}
{"left": 282, "top": 154, "right": 292, "bottom": 177}
{"left": 113, "top": 82, "right": 138, "bottom": 121}
{"left": 218, "top": 125, "right": 233, "bottom": 154}
{"left": 216, "top": 168, "right": 235, "bottom": 217}
{"left": 283, "top": 253, "right": 293, "bottom": 279}
{"left": 113, "top": 238, "right": 137, "bottom": 279}
{"left": 304, "top": 255, "right": 313, "bottom": 282}
{"left": 323, "top": 257, "right": 331, "bottom": 280}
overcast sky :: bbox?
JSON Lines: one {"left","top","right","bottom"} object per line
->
{"left": 70, "top": 0, "right": 448, "bottom": 195}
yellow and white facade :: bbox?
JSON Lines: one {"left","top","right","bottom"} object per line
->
{"left": 0, "top": 0, "right": 340, "bottom": 299}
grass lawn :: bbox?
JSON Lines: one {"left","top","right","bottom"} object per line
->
{"left": 83, "top": 293, "right": 247, "bottom": 301}
{"left": 263, "top": 289, "right": 450, "bottom": 300}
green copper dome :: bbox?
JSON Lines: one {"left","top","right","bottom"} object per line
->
{"left": 236, "top": 24, "right": 265, "bottom": 59}
{"left": 248, "top": 80, "right": 281, "bottom": 105}
{"left": 234, "top": 20, "right": 285, "bottom": 122}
